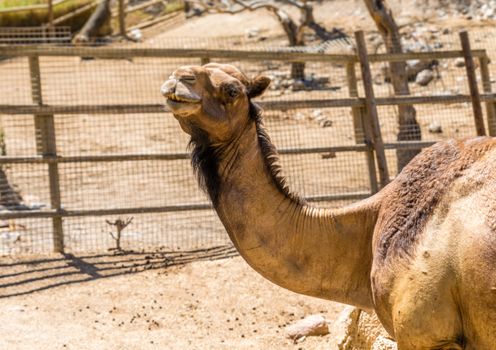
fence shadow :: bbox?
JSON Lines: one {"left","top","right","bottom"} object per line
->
{"left": 0, "top": 245, "right": 238, "bottom": 299}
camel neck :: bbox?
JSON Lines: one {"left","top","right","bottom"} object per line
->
{"left": 209, "top": 119, "right": 378, "bottom": 309}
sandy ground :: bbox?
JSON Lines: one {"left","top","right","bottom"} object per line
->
{"left": 0, "top": 252, "right": 348, "bottom": 350}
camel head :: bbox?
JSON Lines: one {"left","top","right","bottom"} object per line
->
{"left": 161, "top": 63, "right": 271, "bottom": 142}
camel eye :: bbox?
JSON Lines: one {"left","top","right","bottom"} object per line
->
{"left": 181, "top": 75, "right": 196, "bottom": 83}
{"left": 222, "top": 83, "right": 240, "bottom": 100}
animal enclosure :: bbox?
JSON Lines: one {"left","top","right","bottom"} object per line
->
{"left": 0, "top": 32, "right": 495, "bottom": 255}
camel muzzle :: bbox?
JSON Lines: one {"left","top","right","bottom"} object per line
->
{"left": 161, "top": 78, "right": 201, "bottom": 104}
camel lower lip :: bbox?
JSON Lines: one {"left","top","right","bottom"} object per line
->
{"left": 166, "top": 96, "right": 200, "bottom": 104}
{"left": 166, "top": 99, "right": 201, "bottom": 113}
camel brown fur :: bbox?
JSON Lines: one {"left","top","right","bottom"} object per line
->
{"left": 161, "top": 63, "right": 496, "bottom": 350}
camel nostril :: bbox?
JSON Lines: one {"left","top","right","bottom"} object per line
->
{"left": 161, "top": 79, "right": 177, "bottom": 97}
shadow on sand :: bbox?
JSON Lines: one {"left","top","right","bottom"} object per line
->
{"left": 0, "top": 245, "right": 238, "bottom": 299}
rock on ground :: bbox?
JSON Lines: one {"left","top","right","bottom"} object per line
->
{"left": 285, "top": 314, "right": 329, "bottom": 341}
{"left": 454, "top": 57, "right": 466, "bottom": 68}
{"left": 428, "top": 121, "right": 443, "bottom": 133}
{"left": 416, "top": 69, "right": 435, "bottom": 86}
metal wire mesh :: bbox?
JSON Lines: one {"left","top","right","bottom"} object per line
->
{"left": 0, "top": 30, "right": 493, "bottom": 254}
{"left": 0, "top": 27, "right": 71, "bottom": 45}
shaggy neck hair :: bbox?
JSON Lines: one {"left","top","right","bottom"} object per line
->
{"left": 189, "top": 102, "right": 303, "bottom": 207}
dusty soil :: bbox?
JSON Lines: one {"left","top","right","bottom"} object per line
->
{"left": 0, "top": 252, "right": 349, "bottom": 350}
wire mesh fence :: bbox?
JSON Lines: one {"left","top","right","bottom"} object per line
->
{"left": 0, "top": 29, "right": 495, "bottom": 255}
{"left": 0, "top": 27, "right": 72, "bottom": 45}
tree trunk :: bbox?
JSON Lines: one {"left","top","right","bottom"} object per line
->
{"left": 363, "top": 0, "right": 422, "bottom": 172}
{"left": 73, "top": 0, "right": 112, "bottom": 44}
{"left": 273, "top": 8, "right": 306, "bottom": 80}
{"left": 118, "top": 0, "right": 126, "bottom": 37}
{"left": 0, "top": 169, "right": 22, "bottom": 209}
{"left": 0, "top": 134, "right": 22, "bottom": 209}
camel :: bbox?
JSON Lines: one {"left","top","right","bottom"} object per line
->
{"left": 161, "top": 63, "right": 496, "bottom": 350}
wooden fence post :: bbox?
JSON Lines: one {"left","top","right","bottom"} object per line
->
{"left": 354, "top": 31, "right": 390, "bottom": 188}
{"left": 47, "top": 0, "right": 54, "bottom": 32}
{"left": 346, "top": 62, "right": 378, "bottom": 193}
{"left": 118, "top": 0, "right": 127, "bottom": 37}
{"left": 478, "top": 53, "right": 496, "bottom": 136}
{"left": 28, "top": 55, "right": 64, "bottom": 253}
{"left": 459, "top": 31, "right": 486, "bottom": 136}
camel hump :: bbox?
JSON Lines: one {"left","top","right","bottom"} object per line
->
{"left": 375, "top": 137, "right": 496, "bottom": 261}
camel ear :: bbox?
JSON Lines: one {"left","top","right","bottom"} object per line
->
{"left": 247, "top": 75, "right": 271, "bottom": 98}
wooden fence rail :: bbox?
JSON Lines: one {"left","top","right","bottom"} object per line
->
{"left": 2, "top": 93, "right": 496, "bottom": 115}
{"left": 0, "top": 45, "right": 487, "bottom": 62}
{"left": 0, "top": 31, "right": 493, "bottom": 253}
{"left": 0, "top": 0, "right": 69, "bottom": 14}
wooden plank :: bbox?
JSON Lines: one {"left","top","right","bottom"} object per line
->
{"left": 384, "top": 141, "right": 436, "bottom": 150}
{"left": 0, "top": 142, "right": 435, "bottom": 165}
{"left": 346, "top": 61, "right": 378, "bottom": 193}
{"left": 0, "top": 104, "right": 167, "bottom": 115}
{"left": 0, "top": 99, "right": 364, "bottom": 115}
{"left": 53, "top": 1, "right": 98, "bottom": 25}
{"left": 0, "top": 45, "right": 486, "bottom": 64}
{"left": 118, "top": 0, "right": 127, "bottom": 37}
{"left": 305, "top": 192, "right": 371, "bottom": 202}
{"left": 120, "top": 0, "right": 165, "bottom": 15}
{"left": 4, "top": 93, "right": 496, "bottom": 116}
{"left": 128, "top": 11, "right": 183, "bottom": 31}
{"left": 0, "top": 0, "right": 67, "bottom": 13}
{"left": 0, "top": 46, "right": 357, "bottom": 63}
{"left": 0, "top": 145, "right": 369, "bottom": 164}
{"left": 47, "top": 0, "right": 54, "bottom": 31}
{"left": 460, "top": 31, "right": 486, "bottom": 136}
{"left": 262, "top": 98, "right": 363, "bottom": 109}
{"left": 0, "top": 3, "right": 47, "bottom": 13}
{"left": 28, "top": 56, "right": 46, "bottom": 156}
{"left": 479, "top": 54, "right": 496, "bottom": 136}
{"left": 0, "top": 191, "right": 372, "bottom": 220}
{"left": 368, "top": 49, "right": 486, "bottom": 63}
{"left": 28, "top": 55, "right": 64, "bottom": 253}
{"left": 355, "top": 30, "right": 390, "bottom": 188}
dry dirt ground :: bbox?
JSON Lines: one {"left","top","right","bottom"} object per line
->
{"left": 0, "top": 252, "right": 349, "bottom": 350}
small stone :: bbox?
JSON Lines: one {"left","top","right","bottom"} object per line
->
{"left": 437, "top": 9, "right": 446, "bottom": 17}
{"left": 415, "top": 69, "right": 434, "bottom": 86}
{"left": 293, "top": 112, "right": 305, "bottom": 121}
{"left": 428, "top": 122, "right": 443, "bottom": 134}
{"left": 128, "top": 29, "right": 142, "bottom": 42}
{"left": 313, "top": 76, "right": 330, "bottom": 85}
{"left": 321, "top": 152, "right": 336, "bottom": 159}
{"left": 406, "top": 59, "right": 433, "bottom": 80}
{"left": 483, "top": 7, "right": 496, "bottom": 19}
{"left": 245, "top": 27, "right": 259, "bottom": 38}
{"left": 454, "top": 57, "right": 466, "bottom": 68}
{"left": 311, "top": 109, "right": 322, "bottom": 119}
{"left": 285, "top": 314, "right": 329, "bottom": 342}
{"left": 320, "top": 119, "right": 333, "bottom": 128}
{"left": 292, "top": 79, "right": 305, "bottom": 91}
